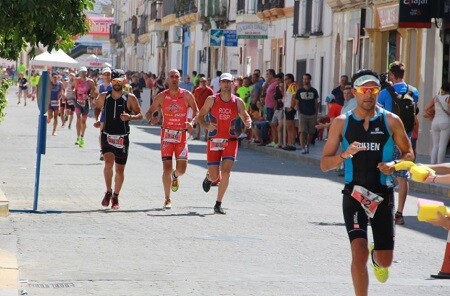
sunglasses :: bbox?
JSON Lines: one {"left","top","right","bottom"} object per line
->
{"left": 112, "top": 80, "right": 123, "bottom": 85}
{"left": 354, "top": 86, "right": 381, "bottom": 95}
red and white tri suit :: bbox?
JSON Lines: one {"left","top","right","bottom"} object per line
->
{"left": 206, "top": 93, "right": 240, "bottom": 165}
{"left": 160, "top": 89, "right": 189, "bottom": 161}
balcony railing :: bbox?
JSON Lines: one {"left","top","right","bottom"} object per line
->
{"left": 257, "top": 0, "right": 285, "bottom": 12}
{"left": 176, "top": 0, "right": 198, "bottom": 17}
{"left": 207, "top": 0, "right": 227, "bottom": 18}
{"left": 237, "top": 0, "right": 257, "bottom": 14}
{"left": 150, "top": 0, "right": 162, "bottom": 21}
{"left": 138, "top": 14, "right": 148, "bottom": 35}
{"left": 162, "top": 0, "right": 176, "bottom": 17}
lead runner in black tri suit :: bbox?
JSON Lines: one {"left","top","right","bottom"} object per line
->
{"left": 94, "top": 69, "right": 143, "bottom": 210}
{"left": 320, "top": 69, "right": 414, "bottom": 296}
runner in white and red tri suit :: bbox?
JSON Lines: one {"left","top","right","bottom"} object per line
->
{"left": 145, "top": 69, "right": 199, "bottom": 210}
{"left": 197, "top": 73, "right": 252, "bottom": 214}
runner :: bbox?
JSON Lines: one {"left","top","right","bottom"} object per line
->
{"left": 74, "top": 66, "right": 96, "bottom": 148}
{"left": 64, "top": 73, "right": 76, "bottom": 129}
{"left": 97, "top": 67, "right": 113, "bottom": 161}
{"left": 197, "top": 73, "right": 252, "bottom": 215}
{"left": 94, "top": 69, "right": 142, "bottom": 210}
{"left": 145, "top": 69, "right": 198, "bottom": 209}
{"left": 320, "top": 69, "right": 414, "bottom": 295}
{"left": 17, "top": 72, "right": 29, "bottom": 106}
{"left": 47, "top": 73, "right": 63, "bottom": 136}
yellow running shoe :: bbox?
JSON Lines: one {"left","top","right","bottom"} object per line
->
{"left": 369, "top": 243, "right": 389, "bottom": 283}
{"left": 171, "top": 170, "right": 179, "bottom": 192}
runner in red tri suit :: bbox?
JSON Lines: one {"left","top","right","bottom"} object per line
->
{"left": 198, "top": 73, "right": 252, "bottom": 214}
{"left": 145, "top": 69, "right": 199, "bottom": 209}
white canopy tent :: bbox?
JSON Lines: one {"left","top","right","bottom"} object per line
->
{"left": 76, "top": 54, "right": 112, "bottom": 68}
{"left": 30, "top": 49, "right": 79, "bottom": 68}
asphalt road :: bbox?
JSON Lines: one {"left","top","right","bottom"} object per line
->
{"left": 0, "top": 87, "right": 449, "bottom": 295}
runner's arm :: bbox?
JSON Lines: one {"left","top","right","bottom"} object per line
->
{"left": 237, "top": 97, "right": 252, "bottom": 128}
{"left": 197, "top": 96, "right": 215, "bottom": 131}
{"left": 145, "top": 92, "right": 163, "bottom": 122}
{"left": 320, "top": 115, "right": 362, "bottom": 172}
{"left": 94, "top": 92, "right": 106, "bottom": 120}
{"left": 186, "top": 91, "right": 199, "bottom": 125}
{"left": 377, "top": 112, "right": 415, "bottom": 175}
{"left": 127, "top": 94, "right": 143, "bottom": 121}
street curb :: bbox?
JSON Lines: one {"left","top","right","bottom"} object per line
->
{"left": 0, "top": 187, "right": 9, "bottom": 217}
{"left": 241, "top": 141, "right": 450, "bottom": 198}
{"left": 0, "top": 187, "right": 19, "bottom": 295}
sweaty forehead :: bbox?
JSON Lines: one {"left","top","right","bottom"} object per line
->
{"left": 168, "top": 70, "right": 180, "bottom": 76}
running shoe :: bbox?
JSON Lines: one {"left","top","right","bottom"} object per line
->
{"left": 369, "top": 243, "right": 389, "bottom": 283}
{"left": 266, "top": 141, "right": 277, "bottom": 147}
{"left": 163, "top": 198, "right": 172, "bottom": 209}
{"left": 75, "top": 137, "right": 80, "bottom": 145}
{"left": 395, "top": 211, "right": 405, "bottom": 225}
{"left": 202, "top": 176, "right": 212, "bottom": 192}
{"left": 214, "top": 205, "right": 226, "bottom": 215}
{"left": 111, "top": 195, "right": 120, "bottom": 210}
{"left": 79, "top": 138, "right": 85, "bottom": 148}
{"left": 171, "top": 170, "right": 179, "bottom": 192}
{"left": 101, "top": 191, "right": 112, "bottom": 207}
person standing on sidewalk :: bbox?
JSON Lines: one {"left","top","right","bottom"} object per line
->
{"left": 321, "top": 69, "right": 414, "bottom": 295}
{"left": 145, "top": 69, "right": 198, "bottom": 209}
{"left": 17, "top": 72, "right": 29, "bottom": 106}
{"left": 74, "top": 66, "right": 97, "bottom": 148}
{"left": 198, "top": 73, "right": 252, "bottom": 215}
{"left": 295, "top": 73, "right": 319, "bottom": 154}
{"left": 94, "top": 69, "right": 142, "bottom": 210}
{"left": 377, "top": 61, "right": 419, "bottom": 225}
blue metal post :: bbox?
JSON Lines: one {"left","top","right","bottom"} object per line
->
{"left": 33, "top": 71, "right": 48, "bottom": 211}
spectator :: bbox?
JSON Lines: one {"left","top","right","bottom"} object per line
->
{"left": 193, "top": 77, "right": 214, "bottom": 140}
{"left": 377, "top": 61, "right": 419, "bottom": 225}
{"left": 210, "top": 71, "right": 222, "bottom": 93}
{"left": 424, "top": 82, "right": 450, "bottom": 164}
{"left": 130, "top": 73, "right": 142, "bottom": 104}
{"left": 282, "top": 73, "right": 298, "bottom": 151}
{"left": 269, "top": 73, "right": 285, "bottom": 148}
{"left": 179, "top": 75, "right": 194, "bottom": 92}
{"left": 236, "top": 76, "right": 252, "bottom": 110}
{"left": 192, "top": 70, "right": 199, "bottom": 86}
{"left": 341, "top": 84, "right": 356, "bottom": 114}
{"left": 315, "top": 94, "right": 342, "bottom": 132}
{"left": 295, "top": 73, "right": 319, "bottom": 154}
{"left": 263, "top": 69, "right": 278, "bottom": 146}
{"left": 331, "top": 75, "right": 349, "bottom": 106}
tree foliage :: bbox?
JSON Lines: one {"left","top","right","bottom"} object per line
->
{"left": 0, "top": 0, "right": 95, "bottom": 60}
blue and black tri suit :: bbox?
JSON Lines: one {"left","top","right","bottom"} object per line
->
{"left": 341, "top": 108, "right": 395, "bottom": 250}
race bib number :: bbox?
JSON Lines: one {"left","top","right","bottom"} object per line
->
{"left": 77, "top": 99, "right": 86, "bottom": 107}
{"left": 107, "top": 135, "right": 125, "bottom": 149}
{"left": 50, "top": 100, "right": 59, "bottom": 107}
{"left": 163, "top": 129, "right": 182, "bottom": 143}
{"left": 210, "top": 138, "right": 228, "bottom": 151}
{"left": 351, "top": 185, "right": 384, "bottom": 218}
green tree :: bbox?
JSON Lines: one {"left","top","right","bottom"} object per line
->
{"left": 0, "top": 0, "right": 95, "bottom": 60}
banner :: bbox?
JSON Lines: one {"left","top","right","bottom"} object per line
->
{"left": 237, "top": 23, "right": 268, "bottom": 39}
{"left": 398, "top": 0, "right": 434, "bottom": 28}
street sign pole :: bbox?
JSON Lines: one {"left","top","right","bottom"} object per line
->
{"left": 33, "top": 71, "right": 48, "bottom": 211}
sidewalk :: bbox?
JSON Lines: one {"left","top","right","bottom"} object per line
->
{"left": 241, "top": 138, "right": 450, "bottom": 198}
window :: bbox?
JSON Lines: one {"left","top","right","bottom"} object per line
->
{"left": 295, "top": 0, "right": 323, "bottom": 37}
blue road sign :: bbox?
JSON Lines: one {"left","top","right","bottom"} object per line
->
{"left": 210, "top": 29, "right": 238, "bottom": 47}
